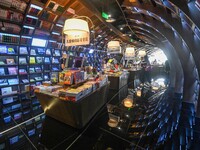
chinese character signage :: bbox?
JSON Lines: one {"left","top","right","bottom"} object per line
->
{"left": 65, "top": 32, "right": 90, "bottom": 46}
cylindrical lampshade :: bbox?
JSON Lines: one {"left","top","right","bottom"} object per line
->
{"left": 136, "top": 89, "right": 142, "bottom": 97}
{"left": 63, "top": 18, "right": 89, "bottom": 35}
{"left": 125, "top": 47, "right": 135, "bottom": 57}
{"left": 138, "top": 50, "right": 146, "bottom": 57}
{"left": 107, "top": 118, "right": 118, "bottom": 127}
{"left": 107, "top": 41, "right": 120, "bottom": 48}
{"left": 123, "top": 98, "right": 133, "bottom": 108}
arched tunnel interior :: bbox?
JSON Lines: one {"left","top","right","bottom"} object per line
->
{"left": 0, "top": 0, "right": 200, "bottom": 149}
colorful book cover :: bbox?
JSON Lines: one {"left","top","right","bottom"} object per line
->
{"left": 8, "top": 78, "right": 19, "bottom": 85}
{"left": 0, "top": 67, "right": 5, "bottom": 75}
{"left": 36, "top": 57, "right": 43, "bottom": 64}
{"left": 37, "top": 48, "right": 45, "bottom": 55}
{"left": 35, "top": 67, "right": 42, "bottom": 73}
{"left": 19, "top": 69, "right": 27, "bottom": 74}
{"left": 6, "top": 59, "right": 15, "bottom": 64}
{"left": 29, "top": 57, "right": 36, "bottom": 64}
{"left": 44, "top": 57, "right": 50, "bottom": 63}
{"left": 8, "top": 67, "right": 17, "bottom": 75}
{"left": 54, "top": 50, "right": 60, "bottom": 56}
{"left": 30, "top": 49, "right": 36, "bottom": 55}
{"left": 22, "top": 79, "right": 29, "bottom": 83}
{"left": 1, "top": 86, "right": 12, "bottom": 95}
{"left": 52, "top": 57, "right": 59, "bottom": 64}
{"left": 19, "top": 57, "right": 27, "bottom": 64}
{"left": 0, "top": 79, "right": 8, "bottom": 86}
{"left": 0, "top": 45, "right": 7, "bottom": 54}
{"left": 19, "top": 47, "right": 28, "bottom": 54}
{"left": 29, "top": 67, "right": 35, "bottom": 73}
{"left": 7, "top": 47, "right": 15, "bottom": 54}
{"left": 45, "top": 49, "right": 51, "bottom": 55}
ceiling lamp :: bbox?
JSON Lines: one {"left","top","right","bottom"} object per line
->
{"left": 107, "top": 40, "right": 121, "bottom": 53}
{"left": 123, "top": 97, "right": 134, "bottom": 108}
{"left": 63, "top": 16, "right": 94, "bottom": 46}
{"left": 125, "top": 47, "right": 135, "bottom": 58}
{"left": 136, "top": 89, "right": 142, "bottom": 97}
{"left": 138, "top": 50, "right": 146, "bottom": 57}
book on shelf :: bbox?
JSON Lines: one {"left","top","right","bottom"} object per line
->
{"left": 52, "top": 67, "right": 59, "bottom": 71}
{"left": 2, "top": 97, "right": 14, "bottom": 105}
{"left": 36, "top": 57, "right": 43, "bottom": 64}
{"left": 19, "top": 69, "right": 27, "bottom": 75}
{"left": 29, "top": 67, "right": 35, "bottom": 73}
{"left": 29, "top": 57, "right": 36, "bottom": 64}
{"left": 37, "top": 48, "right": 45, "bottom": 55}
{"left": 6, "top": 58, "right": 15, "bottom": 65}
{"left": 54, "top": 50, "right": 60, "bottom": 56}
{"left": 0, "top": 45, "right": 7, "bottom": 54}
{"left": 52, "top": 58, "right": 59, "bottom": 64}
{"left": 25, "top": 17, "right": 37, "bottom": 25}
{"left": 7, "top": 47, "right": 15, "bottom": 54}
{"left": 19, "top": 47, "right": 28, "bottom": 55}
{"left": 44, "top": 57, "right": 50, "bottom": 63}
{"left": 30, "top": 79, "right": 35, "bottom": 82}
{"left": 30, "top": 49, "right": 36, "bottom": 55}
{"left": 0, "top": 67, "right": 5, "bottom": 75}
{"left": 0, "top": 61, "right": 5, "bottom": 65}
{"left": 45, "top": 49, "right": 51, "bottom": 55}
{"left": 8, "top": 67, "right": 17, "bottom": 75}
{"left": 22, "top": 79, "right": 29, "bottom": 83}
{"left": 1, "top": 86, "right": 12, "bottom": 96}
{"left": 28, "top": 7, "right": 41, "bottom": 15}
{"left": 44, "top": 75, "right": 49, "bottom": 80}
{"left": 0, "top": 79, "right": 8, "bottom": 86}
{"left": 35, "top": 67, "right": 42, "bottom": 73}
{"left": 35, "top": 77, "right": 43, "bottom": 81}
{"left": 19, "top": 57, "right": 27, "bottom": 64}
{"left": 8, "top": 78, "right": 19, "bottom": 85}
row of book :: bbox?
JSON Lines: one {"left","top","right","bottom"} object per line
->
{"left": 0, "top": 78, "right": 19, "bottom": 86}
{"left": 0, "top": 34, "right": 19, "bottom": 43}
{"left": 0, "top": 0, "right": 27, "bottom": 12}
{"left": 0, "top": 8, "right": 23, "bottom": 22}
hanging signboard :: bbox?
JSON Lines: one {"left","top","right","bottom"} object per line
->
{"left": 65, "top": 33, "right": 90, "bottom": 46}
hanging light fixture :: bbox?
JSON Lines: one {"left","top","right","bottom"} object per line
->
{"left": 138, "top": 50, "right": 146, "bottom": 57}
{"left": 123, "top": 97, "right": 134, "bottom": 108}
{"left": 63, "top": 16, "right": 94, "bottom": 46}
{"left": 125, "top": 47, "right": 135, "bottom": 58}
{"left": 107, "top": 40, "right": 121, "bottom": 53}
{"left": 136, "top": 89, "right": 142, "bottom": 97}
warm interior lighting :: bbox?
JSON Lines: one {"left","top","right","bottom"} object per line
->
{"left": 123, "top": 98, "right": 133, "bottom": 108}
{"left": 136, "top": 89, "right": 142, "bottom": 97}
{"left": 138, "top": 50, "right": 146, "bottom": 57}
{"left": 129, "top": 0, "right": 137, "bottom": 2}
{"left": 107, "top": 40, "right": 121, "bottom": 53}
{"left": 107, "top": 118, "right": 118, "bottom": 127}
{"left": 125, "top": 47, "right": 135, "bottom": 57}
{"left": 63, "top": 18, "right": 89, "bottom": 35}
{"left": 108, "top": 41, "right": 120, "bottom": 47}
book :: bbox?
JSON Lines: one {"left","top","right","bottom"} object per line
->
{"left": 19, "top": 69, "right": 27, "bottom": 75}
{"left": 44, "top": 75, "right": 49, "bottom": 80}
{"left": 7, "top": 47, "right": 15, "bottom": 54}
{"left": 36, "top": 57, "right": 43, "bottom": 64}
{"left": 30, "top": 49, "right": 36, "bottom": 55}
{"left": 2, "top": 97, "right": 14, "bottom": 105}
{"left": 30, "top": 79, "right": 35, "bottom": 82}
{"left": 0, "top": 67, "right": 5, "bottom": 75}
{"left": 45, "top": 49, "right": 51, "bottom": 55}
{"left": 35, "top": 67, "right": 42, "bottom": 73}
{"left": 19, "top": 47, "right": 28, "bottom": 55}
{"left": 22, "top": 79, "right": 29, "bottom": 83}
{"left": 0, "top": 61, "right": 5, "bottom": 65}
{"left": 34, "top": 77, "right": 43, "bottom": 81}
{"left": 0, "top": 45, "right": 7, "bottom": 54}
{"left": 8, "top": 78, "right": 19, "bottom": 85}
{"left": 44, "top": 57, "right": 50, "bottom": 63}
{"left": 52, "top": 57, "right": 59, "bottom": 64}
{"left": 19, "top": 57, "right": 27, "bottom": 64}
{"left": 1, "top": 87, "right": 12, "bottom": 95}
{"left": 8, "top": 67, "right": 17, "bottom": 75}
{"left": 0, "top": 79, "right": 8, "bottom": 86}
{"left": 52, "top": 67, "right": 59, "bottom": 71}
{"left": 29, "top": 68, "right": 35, "bottom": 73}
{"left": 29, "top": 57, "right": 36, "bottom": 64}
{"left": 54, "top": 50, "right": 60, "bottom": 56}
{"left": 6, "top": 59, "right": 15, "bottom": 64}
{"left": 37, "top": 48, "right": 45, "bottom": 55}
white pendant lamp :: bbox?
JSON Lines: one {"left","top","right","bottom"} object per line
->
{"left": 107, "top": 40, "right": 121, "bottom": 53}
{"left": 123, "top": 97, "right": 134, "bottom": 108}
{"left": 125, "top": 47, "right": 135, "bottom": 58}
{"left": 63, "top": 18, "right": 89, "bottom": 35}
{"left": 138, "top": 50, "right": 146, "bottom": 57}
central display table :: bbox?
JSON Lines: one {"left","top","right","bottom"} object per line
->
{"left": 36, "top": 82, "right": 110, "bottom": 128}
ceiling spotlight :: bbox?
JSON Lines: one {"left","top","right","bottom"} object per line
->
{"left": 129, "top": 34, "right": 132, "bottom": 37}
{"left": 120, "top": 27, "right": 123, "bottom": 30}
{"left": 106, "top": 17, "right": 116, "bottom": 23}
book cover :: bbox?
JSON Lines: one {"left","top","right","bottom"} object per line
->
{"left": 22, "top": 79, "right": 29, "bottom": 83}
{"left": 44, "top": 75, "right": 49, "bottom": 80}
{"left": 19, "top": 69, "right": 27, "bottom": 74}
{"left": 34, "top": 77, "right": 43, "bottom": 81}
{"left": 8, "top": 67, "right": 17, "bottom": 75}
{"left": 52, "top": 57, "right": 59, "bottom": 64}
{"left": 7, "top": 47, "right": 15, "bottom": 54}
{"left": 0, "top": 45, "right": 7, "bottom": 54}
{"left": 45, "top": 49, "right": 51, "bottom": 55}
{"left": 30, "top": 78, "right": 35, "bottom": 82}
{"left": 54, "top": 50, "right": 60, "bottom": 56}
{"left": 1, "top": 86, "right": 12, "bottom": 95}
{"left": 37, "top": 48, "right": 45, "bottom": 55}
{"left": 6, "top": 59, "right": 15, "bottom": 64}
{"left": 36, "top": 57, "right": 43, "bottom": 64}
{"left": 52, "top": 67, "right": 59, "bottom": 71}
{"left": 8, "top": 78, "right": 19, "bottom": 85}
{"left": 29, "top": 57, "right": 36, "bottom": 64}
{"left": 30, "top": 49, "right": 36, "bottom": 55}
{"left": 19, "top": 57, "right": 27, "bottom": 64}
{"left": 2, "top": 97, "right": 14, "bottom": 105}
{"left": 44, "top": 57, "right": 50, "bottom": 63}
{"left": 19, "top": 47, "right": 28, "bottom": 54}
{"left": 0, "top": 61, "right": 5, "bottom": 65}
{"left": 0, "top": 67, "right": 5, "bottom": 75}
{"left": 35, "top": 67, "right": 42, "bottom": 73}
{"left": 0, "top": 79, "right": 8, "bottom": 86}
{"left": 29, "top": 67, "right": 35, "bottom": 73}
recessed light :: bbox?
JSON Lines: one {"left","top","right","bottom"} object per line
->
{"left": 106, "top": 17, "right": 116, "bottom": 23}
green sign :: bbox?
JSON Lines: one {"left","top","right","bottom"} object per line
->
{"left": 130, "top": 39, "right": 133, "bottom": 42}
{"left": 102, "top": 12, "right": 109, "bottom": 19}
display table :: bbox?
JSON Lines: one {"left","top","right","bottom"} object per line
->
{"left": 36, "top": 82, "right": 110, "bottom": 128}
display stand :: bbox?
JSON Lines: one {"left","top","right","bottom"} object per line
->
{"left": 107, "top": 72, "right": 129, "bottom": 103}
{"left": 36, "top": 82, "right": 110, "bottom": 128}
